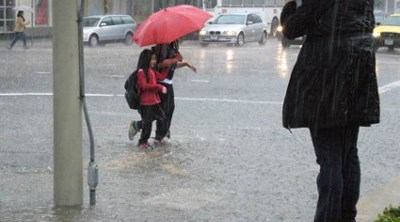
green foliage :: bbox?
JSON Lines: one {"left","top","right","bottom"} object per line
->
{"left": 375, "top": 204, "right": 400, "bottom": 222}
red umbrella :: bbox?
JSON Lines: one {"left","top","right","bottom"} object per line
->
{"left": 133, "top": 5, "right": 212, "bottom": 46}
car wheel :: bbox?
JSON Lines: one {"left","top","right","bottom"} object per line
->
{"left": 388, "top": 45, "right": 395, "bottom": 51}
{"left": 236, "top": 33, "right": 244, "bottom": 46}
{"left": 200, "top": 42, "right": 209, "bottom": 47}
{"left": 89, "top": 35, "right": 99, "bottom": 47}
{"left": 123, "top": 32, "right": 133, "bottom": 45}
{"left": 258, "top": 31, "right": 267, "bottom": 45}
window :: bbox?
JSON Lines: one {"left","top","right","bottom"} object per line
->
{"left": 35, "top": 0, "right": 49, "bottom": 25}
{"left": 122, "top": 16, "right": 133, "bottom": 24}
{"left": 215, "top": 14, "right": 246, "bottom": 24}
{"left": 247, "top": 14, "right": 255, "bottom": 24}
{"left": 231, "top": 0, "right": 242, "bottom": 6}
{"left": 101, "top": 17, "right": 113, "bottom": 26}
{"left": 83, "top": 17, "right": 100, "bottom": 27}
{"left": 243, "top": 0, "right": 253, "bottom": 6}
{"left": 0, "top": 0, "right": 14, "bottom": 33}
{"left": 254, "top": 14, "right": 263, "bottom": 23}
{"left": 112, "top": 16, "right": 123, "bottom": 25}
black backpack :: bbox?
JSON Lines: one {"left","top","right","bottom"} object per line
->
{"left": 124, "top": 70, "right": 140, "bottom": 110}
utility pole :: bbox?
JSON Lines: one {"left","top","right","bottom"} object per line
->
{"left": 53, "top": 0, "right": 83, "bottom": 206}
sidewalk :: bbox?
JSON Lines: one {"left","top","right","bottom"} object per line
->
{"left": 357, "top": 176, "right": 400, "bottom": 221}
{"left": 0, "top": 37, "right": 53, "bottom": 48}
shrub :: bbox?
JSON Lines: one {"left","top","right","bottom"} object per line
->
{"left": 375, "top": 204, "right": 400, "bottom": 222}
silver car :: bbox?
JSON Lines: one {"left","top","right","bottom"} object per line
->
{"left": 199, "top": 13, "right": 267, "bottom": 46}
{"left": 83, "top": 15, "right": 136, "bottom": 47}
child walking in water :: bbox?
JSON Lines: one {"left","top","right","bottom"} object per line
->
{"left": 129, "top": 49, "right": 166, "bottom": 149}
{"left": 129, "top": 43, "right": 196, "bottom": 145}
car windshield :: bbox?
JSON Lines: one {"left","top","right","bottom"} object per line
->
{"left": 375, "top": 15, "right": 385, "bottom": 24}
{"left": 381, "top": 16, "right": 400, "bottom": 26}
{"left": 213, "top": 15, "right": 246, "bottom": 24}
{"left": 83, "top": 18, "right": 100, "bottom": 27}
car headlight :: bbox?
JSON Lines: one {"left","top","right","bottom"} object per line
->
{"left": 277, "top": 26, "right": 283, "bottom": 32}
{"left": 199, "top": 30, "right": 207, "bottom": 36}
{"left": 223, "top": 30, "right": 237, "bottom": 36}
{"left": 373, "top": 32, "right": 381, "bottom": 38}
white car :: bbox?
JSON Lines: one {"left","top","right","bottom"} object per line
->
{"left": 199, "top": 13, "right": 268, "bottom": 46}
{"left": 82, "top": 15, "right": 136, "bottom": 47}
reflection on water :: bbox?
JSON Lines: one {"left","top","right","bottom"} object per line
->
{"left": 277, "top": 46, "right": 289, "bottom": 78}
{"left": 226, "top": 49, "right": 234, "bottom": 74}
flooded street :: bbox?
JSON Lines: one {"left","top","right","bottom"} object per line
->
{"left": 1, "top": 39, "right": 400, "bottom": 221}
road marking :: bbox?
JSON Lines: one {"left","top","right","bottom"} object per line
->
{"left": 0, "top": 93, "right": 53, "bottom": 96}
{"left": 191, "top": 79, "right": 210, "bottom": 83}
{"left": 105, "top": 74, "right": 126, "bottom": 78}
{"left": 34, "top": 71, "right": 51, "bottom": 74}
{"left": 1, "top": 81, "right": 399, "bottom": 102}
{"left": 176, "top": 97, "right": 282, "bottom": 105}
{"left": 379, "top": 80, "right": 400, "bottom": 94}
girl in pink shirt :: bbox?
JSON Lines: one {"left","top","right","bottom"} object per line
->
{"left": 129, "top": 49, "right": 166, "bottom": 149}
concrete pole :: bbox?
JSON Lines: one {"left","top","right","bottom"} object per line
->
{"left": 53, "top": 0, "right": 83, "bottom": 206}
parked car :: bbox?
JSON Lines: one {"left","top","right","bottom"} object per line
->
{"left": 83, "top": 15, "right": 137, "bottom": 47}
{"left": 198, "top": 13, "right": 268, "bottom": 46}
{"left": 275, "top": 25, "right": 306, "bottom": 48}
{"left": 373, "top": 14, "right": 400, "bottom": 51}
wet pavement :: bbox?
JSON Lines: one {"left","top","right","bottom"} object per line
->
{"left": 0, "top": 38, "right": 400, "bottom": 221}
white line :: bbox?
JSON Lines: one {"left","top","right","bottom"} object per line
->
{"left": 0, "top": 92, "right": 281, "bottom": 105}
{"left": 0, "top": 93, "right": 53, "bottom": 96}
{"left": 379, "top": 80, "right": 400, "bottom": 94}
{"left": 34, "top": 71, "right": 51, "bottom": 74}
{"left": 175, "top": 97, "right": 282, "bottom": 105}
{"left": 191, "top": 80, "right": 210, "bottom": 83}
{"left": 0, "top": 81, "right": 399, "bottom": 103}
{"left": 105, "top": 75, "right": 126, "bottom": 78}
{"left": 86, "top": 93, "right": 117, "bottom": 97}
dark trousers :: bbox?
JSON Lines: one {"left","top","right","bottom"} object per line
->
{"left": 10, "top": 32, "right": 27, "bottom": 48}
{"left": 138, "top": 104, "right": 165, "bottom": 144}
{"left": 310, "top": 125, "right": 360, "bottom": 222}
{"left": 155, "top": 83, "right": 175, "bottom": 140}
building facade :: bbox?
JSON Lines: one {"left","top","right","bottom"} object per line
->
{"left": 1, "top": 0, "right": 209, "bottom": 35}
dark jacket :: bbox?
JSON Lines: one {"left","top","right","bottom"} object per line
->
{"left": 280, "top": 0, "right": 380, "bottom": 129}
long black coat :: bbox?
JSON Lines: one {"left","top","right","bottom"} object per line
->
{"left": 280, "top": 0, "right": 380, "bottom": 129}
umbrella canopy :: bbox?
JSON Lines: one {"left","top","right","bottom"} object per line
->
{"left": 133, "top": 4, "right": 212, "bottom": 46}
{"left": 12, "top": 6, "right": 34, "bottom": 13}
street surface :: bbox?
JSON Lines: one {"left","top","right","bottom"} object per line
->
{"left": 1, "top": 39, "right": 400, "bottom": 221}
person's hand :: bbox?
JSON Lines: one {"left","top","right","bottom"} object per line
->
{"left": 161, "top": 85, "right": 167, "bottom": 94}
{"left": 188, "top": 64, "right": 197, "bottom": 73}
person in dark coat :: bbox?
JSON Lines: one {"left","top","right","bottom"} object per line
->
{"left": 280, "top": 0, "right": 380, "bottom": 221}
